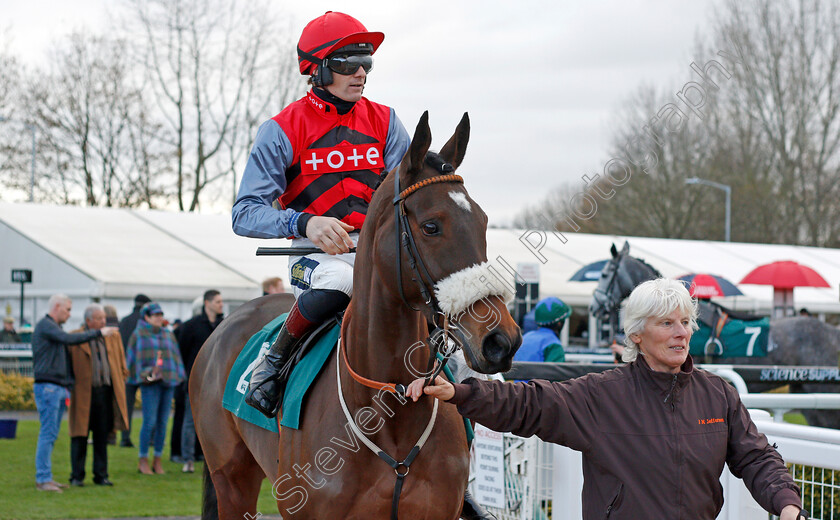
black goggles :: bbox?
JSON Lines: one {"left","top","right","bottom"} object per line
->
{"left": 324, "top": 54, "right": 373, "bottom": 75}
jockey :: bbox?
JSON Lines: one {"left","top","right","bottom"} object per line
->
{"left": 232, "top": 11, "right": 410, "bottom": 418}
{"left": 514, "top": 297, "right": 571, "bottom": 362}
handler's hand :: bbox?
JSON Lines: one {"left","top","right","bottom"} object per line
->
{"left": 100, "top": 326, "right": 119, "bottom": 337}
{"left": 406, "top": 376, "right": 455, "bottom": 402}
{"left": 305, "top": 216, "right": 355, "bottom": 255}
{"left": 779, "top": 505, "right": 806, "bottom": 520}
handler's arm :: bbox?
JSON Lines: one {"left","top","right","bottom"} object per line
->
{"left": 724, "top": 382, "right": 801, "bottom": 515}
{"left": 412, "top": 375, "right": 594, "bottom": 451}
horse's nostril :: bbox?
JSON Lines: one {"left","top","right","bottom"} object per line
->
{"left": 482, "top": 331, "right": 511, "bottom": 364}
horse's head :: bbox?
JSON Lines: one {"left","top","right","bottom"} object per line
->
{"left": 362, "top": 111, "right": 521, "bottom": 373}
{"left": 589, "top": 241, "right": 661, "bottom": 320}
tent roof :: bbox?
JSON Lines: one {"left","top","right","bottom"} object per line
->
{"left": 2, "top": 202, "right": 838, "bottom": 312}
{"left": 0, "top": 203, "right": 291, "bottom": 301}
{"left": 485, "top": 229, "right": 840, "bottom": 312}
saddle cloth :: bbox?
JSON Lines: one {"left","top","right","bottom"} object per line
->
{"left": 222, "top": 313, "right": 341, "bottom": 431}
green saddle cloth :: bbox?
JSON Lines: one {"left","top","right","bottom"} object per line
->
{"left": 689, "top": 316, "right": 770, "bottom": 358}
{"left": 222, "top": 313, "right": 341, "bottom": 432}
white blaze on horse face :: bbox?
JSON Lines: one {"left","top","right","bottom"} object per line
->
{"left": 448, "top": 191, "right": 472, "bottom": 212}
{"left": 434, "top": 262, "right": 514, "bottom": 317}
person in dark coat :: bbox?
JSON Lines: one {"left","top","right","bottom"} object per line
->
{"left": 1, "top": 316, "right": 22, "bottom": 343}
{"left": 409, "top": 278, "right": 807, "bottom": 520}
{"left": 117, "top": 293, "right": 150, "bottom": 448}
{"left": 176, "top": 289, "right": 223, "bottom": 472}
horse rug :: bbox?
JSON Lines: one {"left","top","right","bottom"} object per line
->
{"left": 222, "top": 313, "right": 341, "bottom": 431}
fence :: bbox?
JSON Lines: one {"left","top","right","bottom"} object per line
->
{"left": 0, "top": 343, "right": 32, "bottom": 378}
{"left": 469, "top": 397, "right": 840, "bottom": 520}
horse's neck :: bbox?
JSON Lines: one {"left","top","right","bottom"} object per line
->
{"left": 342, "top": 285, "right": 430, "bottom": 399}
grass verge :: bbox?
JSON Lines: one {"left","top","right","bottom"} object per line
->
{"left": 0, "top": 419, "right": 278, "bottom": 519}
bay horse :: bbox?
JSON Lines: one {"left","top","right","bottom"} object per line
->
{"left": 191, "top": 112, "right": 522, "bottom": 519}
{"left": 589, "top": 241, "right": 840, "bottom": 429}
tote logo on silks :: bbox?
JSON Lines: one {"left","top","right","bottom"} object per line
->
{"left": 291, "top": 257, "right": 320, "bottom": 290}
{"left": 301, "top": 143, "right": 384, "bottom": 174}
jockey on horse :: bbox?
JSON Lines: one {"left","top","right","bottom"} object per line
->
{"left": 231, "top": 12, "right": 493, "bottom": 519}
{"left": 232, "top": 11, "right": 410, "bottom": 417}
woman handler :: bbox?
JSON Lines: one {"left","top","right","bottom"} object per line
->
{"left": 409, "top": 278, "right": 807, "bottom": 520}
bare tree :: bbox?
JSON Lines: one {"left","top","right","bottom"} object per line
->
{"left": 0, "top": 34, "right": 30, "bottom": 200}
{"left": 23, "top": 31, "right": 158, "bottom": 207}
{"left": 516, "top": 0, "right": 840, "bottom": 248}
{"left": 713, "top": 0, "right": 840, "bottom": 246}
{"left": 127, "top": 0, "right": 301, "bottom": 211}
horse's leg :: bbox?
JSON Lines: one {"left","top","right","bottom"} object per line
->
{"left": 209, "top": 439, "right": 265, "bottom": 520}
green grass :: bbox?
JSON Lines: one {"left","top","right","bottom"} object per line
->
{"left": 0, "top": 419, "right": 279, "bottom": 519}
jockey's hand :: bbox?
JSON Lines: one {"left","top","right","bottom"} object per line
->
{"left": 100, "top": 326, "right": 119, "bottom": 337}
{"left": 406, "top": 376, "right": 455, "bottom": 402}
{"left": 305, "top": 216, "right": 355, "bottom": 255}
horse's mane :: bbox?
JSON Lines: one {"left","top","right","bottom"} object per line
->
{"left": 626, "top": 255, "right": 662, "bottom": 278}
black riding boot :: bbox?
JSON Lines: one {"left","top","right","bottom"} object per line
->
{"left": 461, "top": 489, "right": 495, "bottom": 520}
{"left": 245, "top": 325, "right": 302, "bottom": 418}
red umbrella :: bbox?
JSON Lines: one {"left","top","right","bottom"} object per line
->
{"left": 739, "top": 260, "right": 830, "bottom": 289}
{"left": 677, "top": 273, "right": 743, "bottom": 298}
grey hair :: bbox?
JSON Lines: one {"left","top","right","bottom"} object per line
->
{"left": 620, "top": 278, "right": 699, "bottom": 362}
{"left": 48, "top": 293, "right": 71, "bottom": 310}
{"left": 84, "top": 304, "right": 105, "bottom": 321}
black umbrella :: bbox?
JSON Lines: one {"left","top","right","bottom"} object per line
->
{"left": 569, "top": 259, "right": 609, "bottom": 282}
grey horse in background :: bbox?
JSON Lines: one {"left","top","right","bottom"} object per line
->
{"left": 589, "top": 241, "right": 840, "bottom": 429}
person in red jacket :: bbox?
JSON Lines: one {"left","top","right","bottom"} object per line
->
{"left": 409, "top": 278, "right": 808, "bottom": 520}
{"left": 232, "top": 12, "right": 410, "bottom": 418}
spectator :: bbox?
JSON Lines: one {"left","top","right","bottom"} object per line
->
{"left": 68, "top": 304, "right": 129, "bottom": 487}
{"left": 32, "top": 294, "right": 118, "bottom": 492}
{"left": 514, "top": 297, "right": 571, "bottom": 362}
{"left": 176, "top": 290, "right": 223, "bottom": 472}
{"left": 262, "top": 277, "right": 285, "bottom": 295}
{"left": 103, "top": 305, "right": 120, "bottom": 327}
{"left": 118, "top": 293, "right": 151, "bottom": 448}
{"left": 410, "top": 278, "right": 807, "bottom": 520}
{"left": 1, "top": 316, "right": 22, "bottom": 343}
{"left": 126, "top": 302, "right": 185, "bottom": 475}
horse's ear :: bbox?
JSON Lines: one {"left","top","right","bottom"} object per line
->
{"left": 439, "top": 112, "right": 470, "bottom": 170}
{"left": 400, "top": 111, "right": 432, "bottom": 181}
{"left": 610, "top": 244, "right": 618, "bottom": 258}
{"left": 620, "top": 241, "right": 630, "bottom": 256}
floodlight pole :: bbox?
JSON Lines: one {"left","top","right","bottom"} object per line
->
{"left": 685, "top": 177, "right": 731, "bottom": 242}
{"left": 0, "top": 116, "right": 37, "bottom": 202}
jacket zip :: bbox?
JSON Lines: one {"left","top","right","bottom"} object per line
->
{"left": 663, "top": 374, "right": 678, "bottom": 405}
{"left": 605, "top": 483, "right": 624, "bottom": 518}
{"left": 664, "top": 373, "right": 681, "bottom": 517}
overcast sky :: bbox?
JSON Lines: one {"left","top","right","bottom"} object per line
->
{"left": 4, "top": 0, "right": 719, "bottom": 225}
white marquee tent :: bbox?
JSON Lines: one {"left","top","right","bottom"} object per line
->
{"left": 2, "top": 202, "right": 838, "bottom": 330}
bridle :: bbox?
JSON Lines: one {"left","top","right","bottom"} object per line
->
{"left": 335, "top": 160, "right": 470, "bottom": 520}
{"left": 341, "top": 160, "right": 467, "bottom": 397}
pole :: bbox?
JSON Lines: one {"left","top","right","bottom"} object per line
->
{"left": 685, "top": 178, "right": 732, "bottom": 242}
{"left": 29, "top": 125, "right": 36, "bottom": 203}
{"left": 724, "top": 185, "right": 731, "bottom": 242}
{"left": 19, "top": 281, "right": 24, "bottom": 327}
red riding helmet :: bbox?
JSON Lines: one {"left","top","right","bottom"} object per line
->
{"left": 297, "top": 11, "right": 384, "bottom": 75}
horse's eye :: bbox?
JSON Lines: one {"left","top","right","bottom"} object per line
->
{"left": 421, "top": 221, "right": 440, "bottom": 235}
